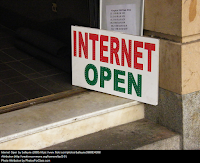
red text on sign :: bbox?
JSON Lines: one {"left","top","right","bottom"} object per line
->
{"left": 74, "top": 31, "right": 156, "bottom": 72}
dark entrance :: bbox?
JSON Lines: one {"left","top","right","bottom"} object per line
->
{"left": 0, "top": 0, "right": 99, "bottom": 113}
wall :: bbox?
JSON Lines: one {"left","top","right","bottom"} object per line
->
{"left": 144, "top": 0, "right": 200, "bottom": 149}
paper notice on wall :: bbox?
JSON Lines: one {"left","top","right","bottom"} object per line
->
{"left": 106, "top": 4, "right": 137, "bottom": 35}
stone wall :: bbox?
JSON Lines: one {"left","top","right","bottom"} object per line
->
{"left": 144, "top": 0, "right": 200, "bottom": 149}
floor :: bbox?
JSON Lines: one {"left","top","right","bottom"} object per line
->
{"left": 0, "top": 25, "right": 75, "bottom": 108}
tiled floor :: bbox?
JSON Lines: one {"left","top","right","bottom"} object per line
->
{"left": 0, "top": 25, "right": 75, "bottom": 108}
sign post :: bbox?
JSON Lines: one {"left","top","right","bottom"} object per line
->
{"left": 72, "top": 26, "right": 159, "bottom": 105}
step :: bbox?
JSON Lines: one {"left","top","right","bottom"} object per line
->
{"left": 44, "top": 119, "right": 181, "bottom": 150}
{"left": 0, "top": 91, "right": 144, "bottom": 150}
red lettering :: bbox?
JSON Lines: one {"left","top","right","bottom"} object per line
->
{"left": 110, "top": 37, "right": 120, "bottom": 65}
{"left": 122, "top": 39, "right": 132, "bottom": 68}
{"left": 145, "top": 43, "right": 156, "bottom": 72}
{"left": 73, "top": 31, "right": 77, "bottom": 57}
{"left": 100, "top": 35, "right": 109, "bottom": 63}
{"left": 134, "top": 41, "right": 143, "bottom": 70}
{"left": 89, "top": 33, "right": 99, "bottom": 61}
{"left": 79, "top": 32, "right": 88, "bottom": 59}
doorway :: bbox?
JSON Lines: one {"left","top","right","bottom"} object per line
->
{"left": 0, "top": 0, "right": 99, "bottom": 113}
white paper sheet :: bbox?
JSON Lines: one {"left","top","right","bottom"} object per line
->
{"left": 106, "top": 4, "right": 137, "bottom": 35}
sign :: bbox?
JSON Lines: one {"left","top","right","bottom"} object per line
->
{"left": 72, "top": 26, "right": 159, "bottom": 105}
{"left": 100, "top": 0, "right": 144, "bottom": 36}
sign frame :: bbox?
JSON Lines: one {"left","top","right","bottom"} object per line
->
{"left": 100, "top": 0, "right": 145, "bottom": 36}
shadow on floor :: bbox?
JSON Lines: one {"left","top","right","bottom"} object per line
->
{"left": 0, "top": 25, "right": 77, "bottom": 108}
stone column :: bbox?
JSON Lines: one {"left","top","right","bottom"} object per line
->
{"left": 144, "top": 0, "right": 200, "bottom": 150}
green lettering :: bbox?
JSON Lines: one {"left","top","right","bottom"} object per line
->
{"left": 85, "top": 64, "right": 98, "bottom": 86}
{"left": 128, "top": 73, "right": 142, "bottom": 97}
{"left": 114, "top": 69, "right": 125, "bottom": 93}
{"left": 100, "top": 67, "right": 112, "bottom": 88}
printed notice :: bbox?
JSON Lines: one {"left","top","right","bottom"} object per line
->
{"left": 106, "top": 4, "right": 137, "bottom": 35}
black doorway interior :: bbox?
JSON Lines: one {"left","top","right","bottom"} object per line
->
{"left": 0, "top": 0, "right": 99, "bottom": 112}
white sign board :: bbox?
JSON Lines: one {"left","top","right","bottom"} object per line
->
{"left": 72, "top": 26, "right": 159, "bottom": 105}
{"left": 100, "top": 0, "right": 144, "bottom": 36}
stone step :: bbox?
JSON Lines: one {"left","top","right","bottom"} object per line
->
{"left": 0, "top": 91, "right": 144, "bottom": 150}
{"left": 44, "top": 119, "right": 181, "bottom": 150}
